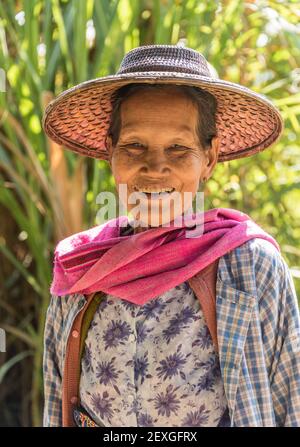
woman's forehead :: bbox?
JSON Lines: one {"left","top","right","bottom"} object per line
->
{"left": 119, "top": 96, "right": 198, "bottom": 133}
{"left": 119, "top": 122, "right": 197, "bottom": 142}
{"left": 121, "top": 86, "right": 195, "bottom": 108}
{"left": 121, "top": 121, "right": 194, "bottom": 134}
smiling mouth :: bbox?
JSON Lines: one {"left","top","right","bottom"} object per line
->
{"left": 143, "top": 190, "right": 175, "bottom": 197}
{"left": 133, "top": 186, "right": 176, "bottom": 195}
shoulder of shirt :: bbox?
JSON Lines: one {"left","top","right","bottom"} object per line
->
{"left": 252, "top": 237, "right": 287, "bottom": 272}
{"left": 218, "top": 235, "right": 286, "bottom": 281}
{"left": 218, "top": 236, "right": 289, "bottom": 300}
{"left": 221, "top": 236, "right": 284, "bottom": 266}
{"left": 48, "top": 292, "right": 85, "bottom": 322}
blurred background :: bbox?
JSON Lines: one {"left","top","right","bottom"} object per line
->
{"left": 0, "top": 0, "right": 299, "bottom": 427}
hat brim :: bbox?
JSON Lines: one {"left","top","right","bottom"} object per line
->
{"left": 42, "top": 71, "right": 284, "bottom": 162}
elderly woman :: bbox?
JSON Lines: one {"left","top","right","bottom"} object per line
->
{"left": 42, "top": 44, "right": 300, "bottom": 427}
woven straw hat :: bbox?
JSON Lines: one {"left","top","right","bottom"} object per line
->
{"left": 42, "top": 44, "right": 284, "bottom": 162}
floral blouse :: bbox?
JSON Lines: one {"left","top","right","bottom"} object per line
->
{"left": 79, "top": 279, "right": 231, "bottom": 427}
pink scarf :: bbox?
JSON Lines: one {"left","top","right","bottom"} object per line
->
{"left": 50, "top": 207, "right": 280, "bottom": 305}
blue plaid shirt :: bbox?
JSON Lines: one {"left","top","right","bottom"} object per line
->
{"left": 43, "top": 237, "right": 300, "bottom": 426}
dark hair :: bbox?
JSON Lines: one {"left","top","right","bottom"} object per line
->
{"left": 106, "top": 83, "right": 218, "bottom": 151}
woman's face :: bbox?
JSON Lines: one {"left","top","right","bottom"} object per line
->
{"left": 106, "top": 86, "right": 219, "bottom": 230}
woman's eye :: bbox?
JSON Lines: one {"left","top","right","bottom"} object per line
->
{"left": 119, "top": 143, "right": 145, "bottom": 156}
{"left": 169, "top": 144, "right": 189, "bottom": 151}
{"left": 126, "top": 143, "right": 144, "bottom": 149}
{"left": 120, "top": 143, "right": 189, "bottom": 155}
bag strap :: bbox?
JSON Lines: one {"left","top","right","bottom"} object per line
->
{"left": 61, "top": 291, "right": 106, "bottom": 426}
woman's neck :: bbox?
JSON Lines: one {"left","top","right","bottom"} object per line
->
{"left": 128, "top": 218, "right": 160, "bottom": 235}
{"left": 133, "top": 224, "right": 152, "bottom": 235}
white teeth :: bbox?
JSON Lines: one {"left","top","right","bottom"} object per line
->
{"left": 135, "top": 187, "right": 175, "bottom": 193}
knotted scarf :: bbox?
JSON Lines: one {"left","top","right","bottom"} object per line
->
{"left": 50, "top": 207, "right": 280, "bottom": 305}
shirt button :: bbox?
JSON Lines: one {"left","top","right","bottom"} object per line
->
{"left": 72, "top": 330, "right": 79, "bottom": 338}
{"left": 127, "top": 394, "right": 135, "bottom": 403}
{"left": 70, "top": 396, "right": 78, "bottom": 405}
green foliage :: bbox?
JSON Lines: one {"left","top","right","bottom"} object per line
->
{"left": 0, "top": 0, "right": 299, "bottom": 426}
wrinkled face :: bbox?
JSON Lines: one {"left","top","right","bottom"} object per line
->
{"left": 106, "top": 86, "right": 219, "bottom": 230}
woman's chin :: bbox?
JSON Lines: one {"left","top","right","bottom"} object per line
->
{"left": 129, "top": 208, "right": 184, "bottom": 228}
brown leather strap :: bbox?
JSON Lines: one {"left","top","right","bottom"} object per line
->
{"left": 62, "top": 292, "right": 96, "bottom": 427}
{"left": 187, "top": 258, "right": 219, "bottom": 352}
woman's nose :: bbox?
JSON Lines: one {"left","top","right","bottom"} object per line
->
{"left": 140, "top": 149, "right": 171, "bottom": 175}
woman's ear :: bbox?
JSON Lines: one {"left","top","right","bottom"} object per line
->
{"left": 106, "top": 135, "right": 113, "bottom": 167}
{"left": 204, "top": 135, "right": 220, "bottom": 178}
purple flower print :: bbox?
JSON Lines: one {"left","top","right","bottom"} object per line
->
{"left": 175, "top": 281, "right": 190, "bottom": 293}
{"left": 196, "top": 357, "right": 216, "bottom": 371}
{"left": 151, "top": 384, "right": 181, "bottom": 417}
{"left": 136, "top": 298, "right": 167, "bottom": 321}
{"left": 90, "top": 391, "right": 115, "bottom": 422}
{"left": 97, "top": 298, "right": 110, "bottom": 317}
{"left": 90, "top": 298, "right": 109, "bottom": 324}
{"left": 195, "top": 355, "right": 221, "bottom": 395}
{"left": 134, "top": 351, "right": 152, "bottom": 385}
{"left": 192, "top": 325, "right": 213, "bottom": 349}
{"left": 126, "top": 395, "right": 142, "bottom": 416}
{"left": 162, "top": 320, "right": 182, "bottom": 344}
{"left": 196, "top": 355, "right": 221, "bottom": 377}
{"left": 103, "top": 320, "right": 132, "bottom": 350}
{"left": 136, "top": 321, "right": 155, "bottom": 343}
{"left": 137, "top": 412, "right": 156, "bottom": 427}
{"left": 162, "top": 305, "right": 199, "bottom": 344}
{"left": 95, "top": 357, "right": 121, "bottom": 394}
{"left": 88, "top": 318, "right": 98, "bottom": 331}
{"left": 82, "top": 342, "right": 93, "bottom": 373}
{"left": 182, "top": 404, "right": 210, "bottom": 426}
{"left": 171, "top": 305, "right": 198, "bottom": 326}
{"left": 136, "top": 320, "right": 147, "bottom": 343}
{"left": 211, "top": 354, "right": 222, "bottom": 373}
{"left": 120, "top": 299, "right": 137, "bottom": 316}
{"left": 156, "top": 347, "right": 188, "bottom": 381}
{"left": 195, "top": 370, "right": 216, "bottom": 395}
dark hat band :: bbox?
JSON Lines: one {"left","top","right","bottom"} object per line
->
{"left": 117, "top": 45, "right": 211, "bottom": 76}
